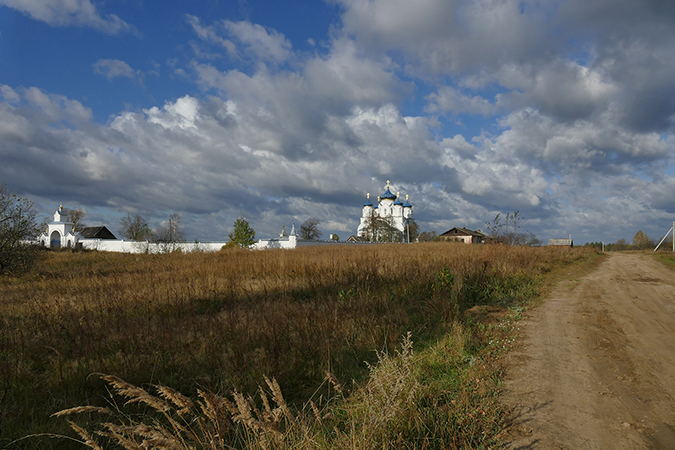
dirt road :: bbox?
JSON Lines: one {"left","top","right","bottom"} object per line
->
{"left": 502, "top": 252, "right": 675, "bottom": 449}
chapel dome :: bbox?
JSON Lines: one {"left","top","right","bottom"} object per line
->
{"left": 380, "top": 188, "right": 397, "bottom": 201}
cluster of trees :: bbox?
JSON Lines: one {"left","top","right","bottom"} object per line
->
{"left": 585, "top": 230, "right": 675, "bottom": 251}
{"left": 118, "top": 213, "right": 185, "bottom": 245}
{"left": 418, "top": 231, "right": 440, "bottom": 242}
{"left": 485, "top": 211, "right": 540, "bottom": 246}
{"left": 360, "top": 212, "right": 420, "bottom": 243}
{"left": 605, "top": 230, "right": 667, "bottom": 251}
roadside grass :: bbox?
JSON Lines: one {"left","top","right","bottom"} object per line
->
{"left": 0, "top": 244, "right": 600, "bottom": 449}
{"left": 653, "top": 251, "right": 675, "bottom": 269}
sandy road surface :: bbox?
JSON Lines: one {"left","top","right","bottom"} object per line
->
{"left": 502, "top": 252, "right": 675, "bottom": 449}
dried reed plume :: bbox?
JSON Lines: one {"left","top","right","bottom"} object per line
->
{"left": 102, "top": 375, "right": 171, "bottom": 412}
{"left": 54, "top": 373, "right": 320, "bottom": 449}
{"left": 155, "top": 385, "right": 194, "bottom": 415}
{"left": 66, "top": 420, "right": 105, "bottom": 450}
{"left": 51, "top": 406, "right": 112, "bottom": 417}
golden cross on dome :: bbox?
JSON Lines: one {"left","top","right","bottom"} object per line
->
{"left": 387, "top": 180, "right": 390, "bottom": 189}
{"left": 406, "top": 194, "right": 409, "bottom": 200}
{"left": 367, "top": 193, "right": 370, "bottom": 199}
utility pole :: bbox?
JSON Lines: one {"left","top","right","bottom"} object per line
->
{"left": 654, "top": 221, "right": 675, "bottom": 252}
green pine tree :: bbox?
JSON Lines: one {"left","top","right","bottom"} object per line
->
{"left": 228, "top": 217, "right": 256, "bottom": 248}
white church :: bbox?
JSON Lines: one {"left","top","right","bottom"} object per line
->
{"left": 37, "top": 204, "right": 117, "bottom": 249}
{"left": 357, "top": 181, "right": 414, "bottom": 242}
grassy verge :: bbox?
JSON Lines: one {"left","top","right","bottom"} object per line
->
{"left": 653, "top": 251, "right": 675, "bottom": 269}
{"left": 1, "top": 244, "right": 600, "bottom": 449}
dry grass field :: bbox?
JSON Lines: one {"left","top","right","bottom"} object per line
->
{"left": 0, "top": 243, "right": 598, "bottom": 449}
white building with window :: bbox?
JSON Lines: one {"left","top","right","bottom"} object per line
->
{"left": 357, "top": 181, "right": 413, "bottom": 241}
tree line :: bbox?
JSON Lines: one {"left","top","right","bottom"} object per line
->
{"left": 586, "top": 229, "right": 672, "bottom": 251}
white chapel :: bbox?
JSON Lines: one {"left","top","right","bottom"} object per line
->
{"left": 38, "top": 204, "right": 79, "bottom": 249}
{"left": 37, "top": 204, "right": 117, "bottom": 249}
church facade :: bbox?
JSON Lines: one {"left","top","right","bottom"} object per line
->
{"left": 357, "top": 181, "right": 413, "bottom": 242}
{"left": 38, "top": 205, "right": 81, "bottom": 249}
{"left": 37, "top": 205, "right": 118, "bottom": 249}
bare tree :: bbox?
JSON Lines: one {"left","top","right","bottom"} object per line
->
{"left": 300, "top": 217, "right": 322, "bottom": 240}
{"left": 120, "top": 213, "right": 151, "bottom": 241}
{"left": 64, "top": 207, "right": 87, "bottom": 232}
{"left": 0, "top": 184, "right": 39, "bottom": 273}
{"left": 485, "top": 211, "right": 534, "bottom": 245}
{"left": 152, "top": 213, "right": 185, "bottom": 251}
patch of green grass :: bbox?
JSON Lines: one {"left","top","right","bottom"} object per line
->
{"left": 654, "top": 252, "right": 675, "bottom": 269}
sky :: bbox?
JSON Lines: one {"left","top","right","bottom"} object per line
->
{"left": 1, "top": 0, "right": 675, "bottom": 245}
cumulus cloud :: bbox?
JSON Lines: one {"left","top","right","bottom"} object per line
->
{"left": 339, "top": 0, "right": 552, "bottom": 76}
{"left": 425, "top": 86, "right": 496, "bottom": 117}
{"left": 186, "top": 14, "right": 236, "bottom": 56}
{"left": 4, "top": 2, "right": 675, "bottom": 243}
{"left": 0, "top": 0, "right": 131, "bottom": 33}
{"left": 93, "top": 59, "right": 142, "bottom": 83}
{"left": 494, "top": 60, "right": 617, "bottom": 122}
{"left": 187, "top": 15, "right": 292, "bottom": 65}
{"left": 223, "top": 20, "right": 292, "bottom": 64}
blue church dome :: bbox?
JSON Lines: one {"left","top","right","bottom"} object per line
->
{"left": 380, "top": 188, "right": 396, "bottom": 200}
{"left": 380, "top": 180, "right": 397, "bottom": 200}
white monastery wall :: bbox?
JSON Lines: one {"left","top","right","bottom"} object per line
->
{"left": 79, "top": 240, "right": 227, "bottom": 253}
